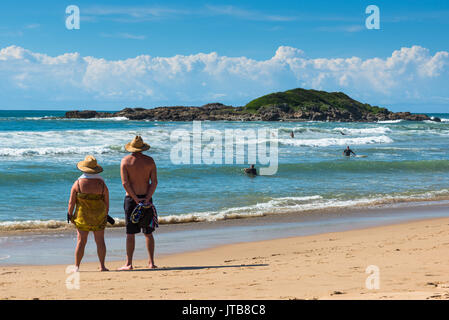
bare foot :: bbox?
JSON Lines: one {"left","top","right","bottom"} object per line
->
{"left": 118, "top": 265, "right": 133, "bottom": 271}
{"left": 148, "top": 264, "right": 158, "bottom": 269}
{"left": 99, "top": 267, "right": 109, "bottom": 272}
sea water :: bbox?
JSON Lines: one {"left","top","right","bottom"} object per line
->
{"left": 1, "top": 110, "right": 449, "bottom": 231}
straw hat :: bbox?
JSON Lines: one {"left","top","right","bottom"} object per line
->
{"left": 125, "top": 136, "right": 150, "bottom": 153}
{"left": 77, "top": 155, "right": 103, "bottom": 174}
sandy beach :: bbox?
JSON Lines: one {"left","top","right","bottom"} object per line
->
{"left": 1, "top": 216, "right": 449, "bottom": 300}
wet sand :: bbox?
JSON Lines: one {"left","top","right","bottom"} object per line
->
{"left": 2, "top": 201, "right": 449, "bottom": 265}
{"left": 1, "top": 216, "right": 449, "bottom": 300}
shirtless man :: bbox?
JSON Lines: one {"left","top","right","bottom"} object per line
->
{"left": 119, "top": 136, "right": 158, "bottom": 270}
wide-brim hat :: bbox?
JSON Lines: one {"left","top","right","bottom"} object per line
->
{"left": 77, "top": 155, "right": 103, "bottom": 174}
{"left": 125, "top": 136, "right": 150, "bottom": 153}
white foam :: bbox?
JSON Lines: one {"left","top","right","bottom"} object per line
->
{"left": 333, "top": 127, "right": 392, "bottom": 135}
{"left": 278, "top": 135, "right": 393, "bottom": 147}
{"left": 0, "top": 145, "right": 121, "bottom": 156}
{"left": 0, "top": 128, "right": 171, "bottom": 157}
{"left": 2, "top": 190, "right": 449, "bottom": 230}
{"left": 63, "top": 117, "right": 129, "bottom": 121}
{"left": 377, "top": 120, "right": 403, "bottom": 124}
{"left": 157, "top": 189, "right": 449, "bottom": 223}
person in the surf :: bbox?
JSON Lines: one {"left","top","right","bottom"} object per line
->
{"left": 244, "top": 164, "right": 257, "bottom": 176}
{"left": 290, "top": 131, "right": 294, "bottom": 138}
{"left": 343, "top": 146, "right": 356, "bottom": 157}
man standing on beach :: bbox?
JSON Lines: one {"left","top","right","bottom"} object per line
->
{"left": 119, "top": 136, "right": 158, "bottom": 270}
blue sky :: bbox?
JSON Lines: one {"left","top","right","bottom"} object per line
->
{"left": 0, "top": 0, "right": 448, "bottom": 111}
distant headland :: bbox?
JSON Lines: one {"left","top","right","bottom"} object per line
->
{"left": 63, "top": 88, "right": 441, "bottom": 122}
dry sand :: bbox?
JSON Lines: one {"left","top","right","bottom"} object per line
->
{"left": 1, "top": 217, "right": 449, "bottom": 300}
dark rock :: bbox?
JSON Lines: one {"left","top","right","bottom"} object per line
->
{"left": 64, "top": 110, "right": 113, "bottom": 119}
{"left": 62, "top": 89, "right": 435, "bottom": 123}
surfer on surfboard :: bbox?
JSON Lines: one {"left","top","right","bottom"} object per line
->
{"left": 343, "top": 146, "right": 356, "bottom": 157}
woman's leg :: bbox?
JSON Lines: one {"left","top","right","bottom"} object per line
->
{"left": 93, "top": 229, "right": 108, "bottom": 271}
{"left": 75, "top": 229, "right": 89, "bottom": 270}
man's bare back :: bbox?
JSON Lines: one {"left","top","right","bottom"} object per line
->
{"left": 120, "top": 152, "right": 157, "bottom": 204}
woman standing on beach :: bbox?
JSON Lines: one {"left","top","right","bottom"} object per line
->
{"left": 68, "top": 155, "right": 109, "bottom": 271}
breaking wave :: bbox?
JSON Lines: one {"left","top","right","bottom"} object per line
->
{"left": 279, "top": 135, "right": 393, "bottom": 147}
{"left": 2, "top": 190, "right": 449, "bottom": 232}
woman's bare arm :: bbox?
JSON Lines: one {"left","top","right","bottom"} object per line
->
{"left": 103, "top": 182, "right": 109, "bottom": 215}
{"left": 67, "top": 181, "right": 78, "bottom": 219}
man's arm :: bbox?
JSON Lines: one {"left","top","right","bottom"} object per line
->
{"left": 145, "top": 160, "right": 158, "bottom": 204}
{"left": 351, "top": 150, "right": 356, "bottom": 156}
{"left": 120, "top": 159, "right": 140, "bottom": 204}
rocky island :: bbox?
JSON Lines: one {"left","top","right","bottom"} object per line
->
{"left": 64, "top": 88, "right": 440, "bottom": 122}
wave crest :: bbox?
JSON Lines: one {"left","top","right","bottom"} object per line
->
{"left": 2, "top": 191, "right": 449, "bottom": 232}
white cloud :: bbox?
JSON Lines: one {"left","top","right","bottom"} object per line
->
{"left": 24, "top": 24, "right": 40, "bottom": 29}
{"left": 100, "top": 32, "right": 146, "bottom": 40}
{"left": 204, "top": 5, "right": 296, "bottom": 22}
{"left": 82, "top": 4, "right": 296, "bottom": 23}
{"left": 0, "top": 45, "right": 448, "bottom": 108}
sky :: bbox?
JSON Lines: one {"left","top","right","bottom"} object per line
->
{"left": 0, "top": 0, "right": 448, "bottom": 112}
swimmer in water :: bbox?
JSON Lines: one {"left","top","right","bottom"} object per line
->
{"left": 244, "top": 164, "right": 257, "bottom": 176}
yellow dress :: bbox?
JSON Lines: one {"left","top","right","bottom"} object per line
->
{"left": 72, "top": 192, "right": 107, "bottom": 232}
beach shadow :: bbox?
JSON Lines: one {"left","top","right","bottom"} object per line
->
{"left": 113, "top": 263, "right": 269, "bottom": 272}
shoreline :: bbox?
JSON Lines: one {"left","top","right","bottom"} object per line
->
{"left": 0, "top": 196, "right": 449, "bottom": 237}
{"left": 2, "top": 196, "right": 449, "bottom": 237}
{"left": 2, "top": 216, "right": 449, "bottom": 299}
{"left": 2, "top": 200, "right": 449, "bottom": 266}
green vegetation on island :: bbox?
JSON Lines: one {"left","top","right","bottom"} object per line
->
{"left": 64, "top": 88, "right": 439, "bottom": 122}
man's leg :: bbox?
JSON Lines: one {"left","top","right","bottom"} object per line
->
{"left": 144, "top": 233, "right": 157, "bottom": 269}
{"left": 93, "top": 230, "right": 108, "bottom": 271}
{"left": 126, "top": 234, "right": 135, "bottom": 266}
{"left": 118, "top": 234, "right": 135, "bottom": 270}
{"left": 75, "top": 230, "right": 88, "bottom": 270}
{"left": 119, "top": 195, "right": 138, "bottom": 270}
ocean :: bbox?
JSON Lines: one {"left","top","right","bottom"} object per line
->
{"left": 1, "top": 110, "right": 449, "bottom": 233}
